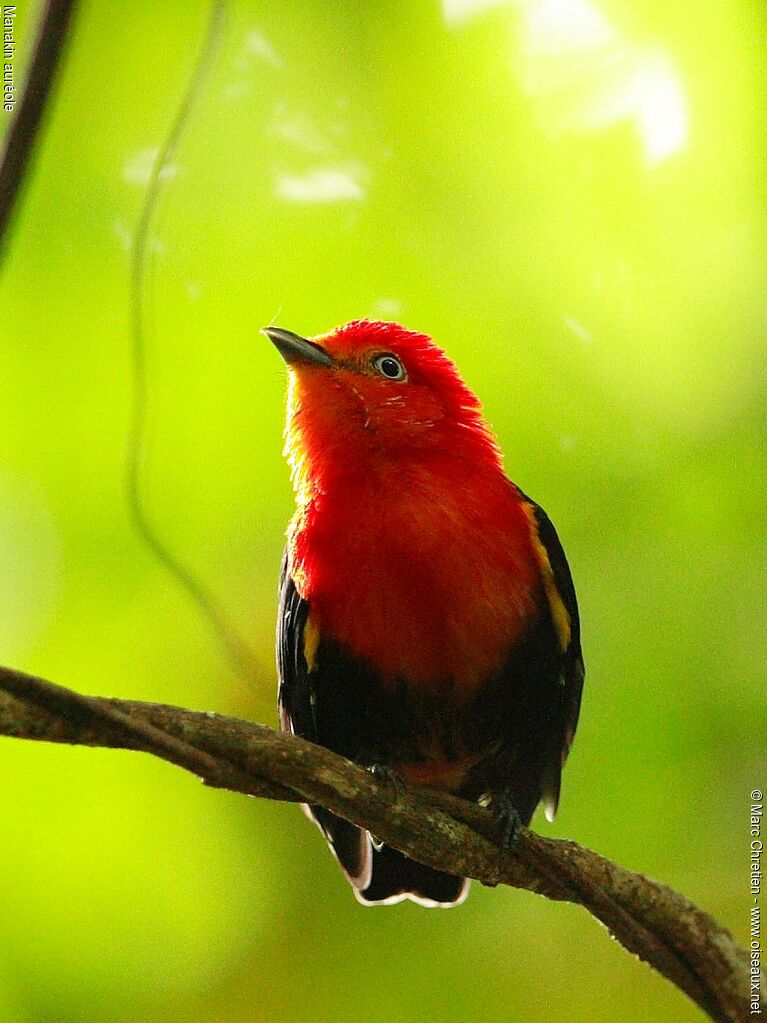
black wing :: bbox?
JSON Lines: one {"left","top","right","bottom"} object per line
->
{"left": 524, "top": 496, "right": 585, "bottom": 820}
{"left": 276, "top": 549, "right": 314, "bottom": 739}
{"left": 277, "top": 551, "right": 373, "bottom": 889}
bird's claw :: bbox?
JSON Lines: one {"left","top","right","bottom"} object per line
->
{"left": 367, "top": 763, "right": 406, "bottom": 794}
{"left": 367, "top": 765, "right": 406, "bottom": 851}
{"left": 484, "top": 792, "right": 523, "bottom": 886}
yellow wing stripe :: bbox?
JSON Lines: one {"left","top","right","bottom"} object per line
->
{"left": 522, "top": 503, "right": 571, "bottom": 654}
{"left": 303, "top": 613, "right": 321, "bottom": 671}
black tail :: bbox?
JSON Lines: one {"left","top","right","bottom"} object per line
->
{"left": 357, "top": 842, "right": 469, "bottom": 906}
{"left": 309, "top": 805, "right": 469, "bottom": 907}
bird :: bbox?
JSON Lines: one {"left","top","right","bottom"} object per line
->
{"left": 262, "top": 319, "right": 584, "bottom": 907}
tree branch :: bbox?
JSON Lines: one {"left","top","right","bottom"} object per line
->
{"left": 0, "top": 664, "right": 750, "bottom": 1021}
{"left": 0, "top": 0, "right": 78, "bottom": 262}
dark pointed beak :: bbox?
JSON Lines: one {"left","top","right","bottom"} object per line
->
{"left": 261, "top": 326, "right": 333, "bottom": 368}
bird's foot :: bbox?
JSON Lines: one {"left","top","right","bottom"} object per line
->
{"left": 367, "top": 763, "right": 406, "bottom": 795}
{"left": 366, "top": 765, "right": 406, "bottom": 851}
{"left": 484, "top": 791, "right": 523, "bottom": 887}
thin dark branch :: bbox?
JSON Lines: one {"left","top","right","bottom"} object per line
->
{"left": 0, "top": 664, "right": 751, "bottom": 1022}
{"left": 0, "top": 0, "right": 78, "bottom": 262}
{"left": 124, "top": 0, "right": 260, "bottom": 682}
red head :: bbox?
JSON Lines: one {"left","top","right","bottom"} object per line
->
{"left": 262, "top": 320, "right": 503, "bottom": 500}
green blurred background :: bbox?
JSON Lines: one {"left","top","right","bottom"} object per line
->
{"left": 1, "top": 1, "right": 765, "bottom": 1020}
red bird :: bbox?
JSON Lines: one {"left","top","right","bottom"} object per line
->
{"left": 263, "top": 320, "right": 584, "bottom": 906}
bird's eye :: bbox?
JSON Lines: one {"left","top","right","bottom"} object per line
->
{"left": 372, "top": 353, "right": 407, "bottom": 381}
